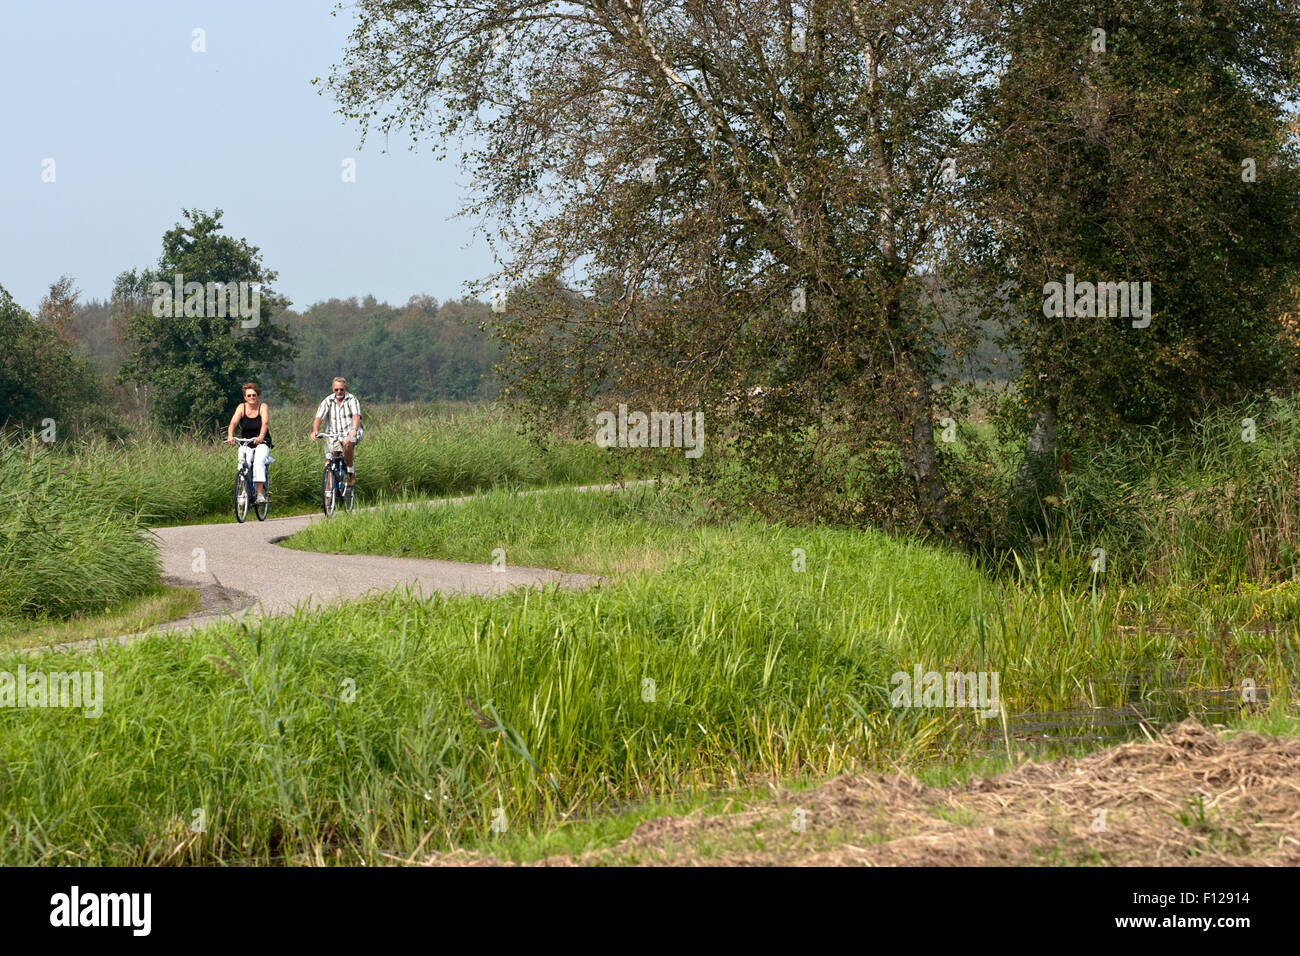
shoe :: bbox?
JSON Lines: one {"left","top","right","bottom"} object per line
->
{"left": 256, "top": 493, "right": 267, "bottom": 504}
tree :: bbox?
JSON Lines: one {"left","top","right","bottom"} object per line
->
{"left": 327, "top": 0, "right": 991, "bottom": 537}
{"left": 117, "top": 209, "right": 297, "bottom": 433}
{"left": 973, "top": 0, "right": 1300, "bottom": 502}
{"left": 38, "top": 276, "right": 79, "bottom": 345}
{"left": 0, "top": 283, "right": 102, "bottom": 435}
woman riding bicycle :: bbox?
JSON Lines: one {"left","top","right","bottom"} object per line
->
{"left": 225, "top": 383, "right": 272, "bottom": 503}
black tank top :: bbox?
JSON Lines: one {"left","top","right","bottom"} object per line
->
{"left": 239, "top": 406, "right": 272, "bottom": 446}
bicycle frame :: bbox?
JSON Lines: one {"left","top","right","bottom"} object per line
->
{"left": 314, "top": 431, "right": 355, "bottom": 516}
{"left": 233, "top": 437, "right": 270, "bottom": 522}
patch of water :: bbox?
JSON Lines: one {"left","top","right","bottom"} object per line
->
{"left": 963, "top": 669, "right": 1287, "bottom": 758}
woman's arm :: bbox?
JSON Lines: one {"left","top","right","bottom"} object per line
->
{"left": 227, "top": 406, "right": 243, "bottom": 443}
{"left": 257, "top": 403, "right": 270, "bottom": 443}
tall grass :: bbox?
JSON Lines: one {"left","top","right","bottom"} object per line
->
{"left": 0, "top": 442, "right": 160, "bottom": 625}
{"left": 1035, "top": 395, "right": 1300, "bottom": 591}
{"left": 3, "top": 484, "right": 1289, "bottom": 864}
{"left": 29, "top": 402, "right": 646, "bottom": 526}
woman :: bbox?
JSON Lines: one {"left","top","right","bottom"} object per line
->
{"left": 225, "top": 383, "right": 272, "bottom": 503}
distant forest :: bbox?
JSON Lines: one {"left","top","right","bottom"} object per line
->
{"left": 63, "top": 293, "right": 500, "bottom": 404}
{"left": 277, "top": 296, "right": 499, "bottom": 403}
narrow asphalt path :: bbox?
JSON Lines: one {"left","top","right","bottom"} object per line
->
{"left": 43, "top": 482, "right": 645, "bottom": 655}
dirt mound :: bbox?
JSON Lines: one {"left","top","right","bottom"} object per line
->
{"left": 425, "top": 721, "right": 1300, "bottom": 866}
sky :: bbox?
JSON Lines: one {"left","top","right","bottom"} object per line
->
{"left": 0, "top": 0, "right": 492, "bottom": 316}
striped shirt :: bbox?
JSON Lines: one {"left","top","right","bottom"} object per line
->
{"left": 316, "top": 392, "right": 362, "bottom": 437}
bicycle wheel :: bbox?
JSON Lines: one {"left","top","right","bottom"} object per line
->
{"left": 342, "top": 478, "right": 355, "bottom": 513}
{"left": 322, "top": 462, "right": 337, "bottom": 517}
{"left": 255, "top": 475, "right": 270, "bottom": 521}
{"left": 234, "top": 469, "right": 249, "bottom": 522}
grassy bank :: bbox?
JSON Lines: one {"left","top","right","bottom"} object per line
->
{"left": 1, "top": 483, "right": 1291, "bottom": 864}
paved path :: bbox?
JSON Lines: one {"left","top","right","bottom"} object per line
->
{"left": 43, "top": 482, "right": 645, "bottom": 655}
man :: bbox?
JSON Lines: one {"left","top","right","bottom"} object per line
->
{"left": 311, "top": 376, "right": 362, "bottom": 487}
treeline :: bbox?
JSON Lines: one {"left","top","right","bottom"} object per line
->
{"left": 61, "top": 292, "right": 499, "bottom": 404}
{"left": 2, "top": 209, "right": 505, "bottom": 438}
{"left": 2, "top": 276, "right": 501, "bottom": 440}
{"left": 277, "top": 296, "right": 498, "bottom": 403}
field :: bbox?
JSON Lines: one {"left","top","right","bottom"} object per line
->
{"left": 1, "top": 465, "right": 1295, "bottom": 864}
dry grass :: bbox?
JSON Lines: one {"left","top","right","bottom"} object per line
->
{"left": 425, "top": 721, "right": 1300, "bottom": 866}
{"left": 603, "top": 543, "right": 690, "bottom": 576}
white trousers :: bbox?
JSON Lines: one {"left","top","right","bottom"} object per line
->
{"left": 238, "top": 443, "right": 271, "bottom": 483}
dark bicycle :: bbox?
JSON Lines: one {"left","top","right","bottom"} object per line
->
{"left": 232, "top": 437, "right": 271, "bottom": 522}
{"left": 313, "top": 430, "right": 355, "bottom": 517}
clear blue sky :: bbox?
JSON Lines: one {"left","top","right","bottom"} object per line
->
{"left": 0, "top": 0, "right": 490, "bottom": 315}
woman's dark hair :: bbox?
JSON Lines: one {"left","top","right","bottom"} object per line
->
{"left": 242, "top": 383, "right": 260, "bottom": 396}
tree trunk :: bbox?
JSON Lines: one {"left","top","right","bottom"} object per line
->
{"left": 896, "top": 348, "right": 951, "bottom": 537}
{"left": 1013, "top": 403, "right": 1058, "bottom": 501}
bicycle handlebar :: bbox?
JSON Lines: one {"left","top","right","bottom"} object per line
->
{"left": 230, "top": 437, "right": 261, "bottom": 444}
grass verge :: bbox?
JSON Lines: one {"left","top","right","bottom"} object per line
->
{"left": 0, "top": 585, "right": 200, "bottom": 652}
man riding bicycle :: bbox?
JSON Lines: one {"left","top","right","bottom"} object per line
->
{"left": 310, "top": 377, "right": 362, "bottom": 486}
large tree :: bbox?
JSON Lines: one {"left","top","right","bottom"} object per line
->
{"left": 327, "top": 0, "right": 991, "bottom": 536}
{"left": 117, "top": 209, "right": 296, "bottom": 433}
{"left": 972, "top": 0, "right": 1300, "bottom": 500}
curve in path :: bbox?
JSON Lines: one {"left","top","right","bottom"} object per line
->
{"left": 45, "top": 482, "right": 641, "bottom": 655}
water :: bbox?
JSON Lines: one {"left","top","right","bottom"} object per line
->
{"left": 963, "top": 662, "right": 1284, "bottom": 759}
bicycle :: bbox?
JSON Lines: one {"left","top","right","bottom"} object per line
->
{"left": 232, "top": 437, "right": 271, "bottom": 522}
{"left": 313, "top": 430, "right": 356, "bottom": 517}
